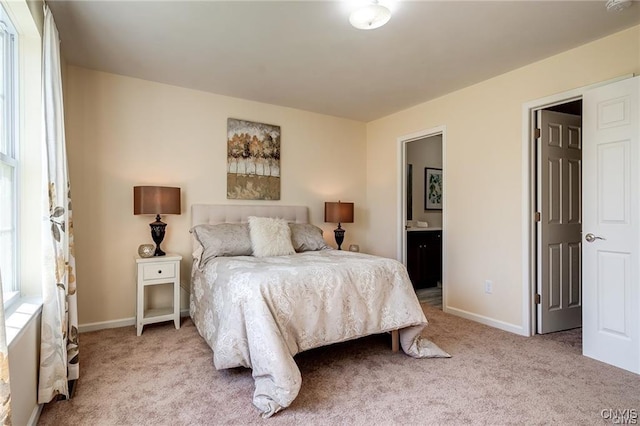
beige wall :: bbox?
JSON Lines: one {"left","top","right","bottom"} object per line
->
{"left": 406, "top": 135, "right": 443, "bottom": 228}
{"left": 8, "top": 312, "right": 41, "bottom": 426}
{"left": 365, "top": 25, "right": 640, "bottom": 330}
{"left": 26, "top": 0, "right": 43, "bottom": 35}
{"left": 65, "top": 66, "right": 367, "bottom": 325}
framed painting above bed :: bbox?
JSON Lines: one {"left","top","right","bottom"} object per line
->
{"left": 226, "top": 118, "right": 281, "bottom": 200}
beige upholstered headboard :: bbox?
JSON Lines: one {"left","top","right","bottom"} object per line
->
{"left": 190, "top": 204, "right": 309, "bottom": 252}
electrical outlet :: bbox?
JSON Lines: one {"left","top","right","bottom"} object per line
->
{"left": 484, "top": 280, "right": 493, "bottom": 294}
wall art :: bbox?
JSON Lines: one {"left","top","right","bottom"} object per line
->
{"left": 227, "top": 118, "right": 281, "bottom": 200}
{"left": 425, "top": 167, "right": 442, "bottom": 210}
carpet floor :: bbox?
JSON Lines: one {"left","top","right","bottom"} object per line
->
{"left": 38, "top": 305, "right": 639, "bottom": 425}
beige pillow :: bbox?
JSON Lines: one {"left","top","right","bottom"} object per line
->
{"left": 248, "top": 216, "right": 295, "bottom": 257}
{"left": 190, "top": 223, "right": 252, "bottom": 266}
{"left": 289, "top": 223, "right": 329, "bottom": 252}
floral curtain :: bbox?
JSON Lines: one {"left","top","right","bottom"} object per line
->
{"left": 38, "top": 5, "right": 79, "bottom": 403}
{"left": 0, "top": 273, "right": 11, "bottom": 424}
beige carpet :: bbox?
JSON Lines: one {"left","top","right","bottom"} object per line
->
{"left": 38, "top": 305, "right": 639, "bottom": 425}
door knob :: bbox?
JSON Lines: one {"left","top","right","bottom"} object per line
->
{"left": 585, "top": 233, "right": 605, "bottom": 243}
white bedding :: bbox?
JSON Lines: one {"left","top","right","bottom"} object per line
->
{"left": 190, "top": 249, "right": 449, "bottom": 417}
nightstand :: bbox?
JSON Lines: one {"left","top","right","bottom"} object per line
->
{"left": 135, "top": 254, "right": 182, "bottom": 336}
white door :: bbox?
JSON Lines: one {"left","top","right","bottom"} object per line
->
{"left": 536, "top": 110, "right": 582, "bottom": 334}
{"left": 583, "top": 76, "right": 639, "bottom": 374}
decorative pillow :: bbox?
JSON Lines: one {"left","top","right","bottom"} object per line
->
{"left": 190, "top": 223, "right": 253, "bottom": 266}
{"left": 289, "top": 223, "right": 329, "bottom": 252}
{"left": 248, "top": 216, "right": 295, "bottom": 257}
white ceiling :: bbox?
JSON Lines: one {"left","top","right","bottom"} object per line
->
{"left": 48, "top": 1, "right": 640, "bottom": 122}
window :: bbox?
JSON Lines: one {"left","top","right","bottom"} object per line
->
{"left": 0, "top": 4, "right": 18, "bottom": 307}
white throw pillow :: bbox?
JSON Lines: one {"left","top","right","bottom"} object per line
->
{"left": 248, "top": 216, "right": 296, "bottom": 257}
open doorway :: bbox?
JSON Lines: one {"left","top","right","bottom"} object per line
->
{"left": 533, "top": 99, "right": 583, "bottom": 336}
{"left": 523, "top": 76, "right": 640, "bottom": 373}
{"left": 398, "top": 127, "right": 445, "bottom": 310}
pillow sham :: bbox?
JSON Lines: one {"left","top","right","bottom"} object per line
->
{"left": 190, "top": 223, "right": 253, "bottom": 266}
{"left": 248, "top": 216, "right": 295, "bottom": 257}
{"left": 289, "top": 223, "right": 329, "bottom": 252}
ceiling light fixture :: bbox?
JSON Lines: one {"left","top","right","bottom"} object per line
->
{"left": 606, "top": 0, "right": 632, "bottom": 12}
{"left": 349, "top": 1, "right": 391, "bottom": 30}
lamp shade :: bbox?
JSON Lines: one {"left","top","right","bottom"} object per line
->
{"left": 133, "top": 186, "right": 181, "bottom": 215}
{"left": 324, "top": 201, "right": 354, "bottom": 224}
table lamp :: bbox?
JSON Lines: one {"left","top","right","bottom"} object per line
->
{"left": 324, "top": 201, "right": 354, "bottom": 250}
{"left": 133, "top": 186, "right": 181, "bottom": 256}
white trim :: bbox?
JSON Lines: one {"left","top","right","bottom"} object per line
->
{"left": 397, "top": 125, "right": 447, "bottom": 309}
{"left": 5, "top": 297, "right": 42, "bottom": 348}
{"left": 79, "top": 317, "right": 135, "bottom": 333}
{"left": 0, "top": 1, "right": 21, "bottom": 302}
{"left": 445, "top": 306, "right": 526, "bottom": 336}
{"left": 520, "top": 74, "right": 634, "bottom": 337}
{"left": 396, "top": 125, "right": 446, "bottom": 262}
{"left": 27, "top": 403, "right": 43, "bottom": 426}
{"left": 79, "top": 310, "right": 191, "bottom": 333}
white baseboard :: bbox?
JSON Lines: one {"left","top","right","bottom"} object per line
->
{"left": 27, "top": 403, "right": 43, "bottom": 426}
{"left": 444, "top": 305, "right": 528, "bottom": 336}
{"left": 79, "top": 310, "right": 191, "bottom": 333}
{"left": 79, "top": 317, "right": 135, "bottom": 333}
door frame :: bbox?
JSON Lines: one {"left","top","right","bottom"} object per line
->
{"left": 521, "top": 75, "right": 633, "bottom": 336}
{"left": 397, "top": 125, "right": 447, "bottom": 304}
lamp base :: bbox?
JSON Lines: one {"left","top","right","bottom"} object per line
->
{"left": 333, "top": 224, "right": 345, "bottom": 250}
{"left": 150, "top": 214, "right": 167, "bottom": 256}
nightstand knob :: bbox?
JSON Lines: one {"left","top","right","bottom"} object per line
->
{"left": 158, "top": 270, "right": 162, "bottom": 274}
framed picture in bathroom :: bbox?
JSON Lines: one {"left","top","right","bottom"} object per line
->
{"left": 424, "top": 168, "right": 442, "bottom": 210}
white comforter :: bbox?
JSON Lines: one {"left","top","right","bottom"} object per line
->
{"left": 190, "top": 250, "right": 449, "bottom": 417}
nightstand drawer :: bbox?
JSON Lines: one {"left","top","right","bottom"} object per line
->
{"left": 142, "top": 263, "right": 176, "bottom": 280}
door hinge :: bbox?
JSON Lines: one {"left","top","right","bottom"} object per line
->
{"left": 535, "top": 293, "right": 541, "bottom": 304}
{"left": 534, "top": 128, "right": 541, "bottom": 139}
{"left": 535, "top": 212, "right": 541, "bottom": 222}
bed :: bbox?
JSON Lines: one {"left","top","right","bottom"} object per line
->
{"left": 189, "top": 204, "right": 449, "bottom": 418}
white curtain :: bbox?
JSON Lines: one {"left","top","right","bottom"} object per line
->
{"left": 38, "top": 5, "right": 79, "bottom": 403}
{"left": 0, "top": 272, "right": 11, "bottom": 424}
